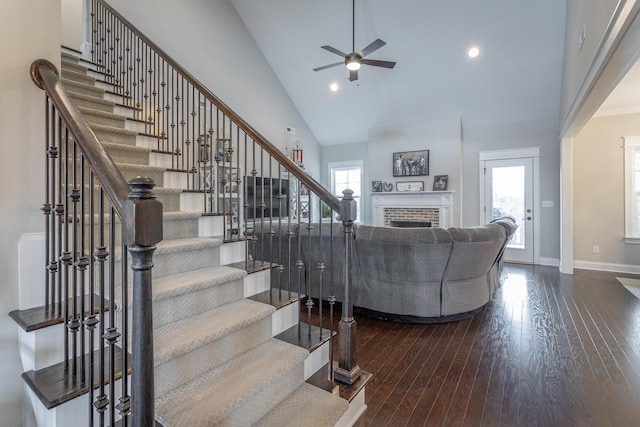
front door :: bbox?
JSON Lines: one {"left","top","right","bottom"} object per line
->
{"left": 483, "top": 157, "right": 534, "bottom": 263}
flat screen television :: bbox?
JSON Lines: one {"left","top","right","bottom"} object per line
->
{"left": 244, "top": 176, "right": 289, "bottom": 219}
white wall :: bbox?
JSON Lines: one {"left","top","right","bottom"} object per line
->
{"left": 462, "top": 116, "right": 562, "bottom": 260}
{"left": 0, "top": 2, "right": 61, "bottom": 425}
{"left": 61, "top": 0, "right": 83, "bottom": 50}
{"left": 106, "top": 0, "right": 322, "bottom": 177}
{"left": 367, "top": 118, "right": 462, "bottom": 227}
{"left": 573, "top": 113, "right": 640, "bottom": 269}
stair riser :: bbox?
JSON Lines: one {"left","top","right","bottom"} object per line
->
{"left": 112, "top": 244, "right": 221, "bottom": 288}
{"left": 102, "top": 144, "right": 150, "bottom": 166}
{"left": 82, "top": 112, "right": 126, "bottom": 129}
{"left": 93, "top": 128, "right": 138, "bottom": 146}
{"left": 86, "top": 217, "right": 199, "bottom": 247}
{"left": 27, "top": 376, "right": 129, "bottom": 427}
{"left": 155, "top": 316, "right": 272, "bottom": 398}
{"left": 61, "top": 69, "right": 95, "bottom": 85}
{"left": 153, "top": 278, "right": 244, "bottom": 329}
{"left": 62, "top": 80, "right": 104, "bottom": 98}
{"left": 225, "top": 362, "right": 305, "bottom": 425}
{"left": 118, "top": 165, "right": 165, "bottom": 187}
{"left": 68, "top": 93, "right": 113, "bottom": 113}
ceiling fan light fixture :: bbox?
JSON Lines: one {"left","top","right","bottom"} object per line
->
{"left": 346, "top": 56, "right": 361, "bottom": 71}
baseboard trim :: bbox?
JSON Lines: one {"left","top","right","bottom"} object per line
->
{"left": 573, "top": 260, "right": 640, "bottom": 274}
{"left": 539, "top": 257, "right": 560, "bottom": 267}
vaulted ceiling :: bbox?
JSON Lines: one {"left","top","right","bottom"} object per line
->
{"left": 231, "top": 0, "right": 569, "bottom": 146}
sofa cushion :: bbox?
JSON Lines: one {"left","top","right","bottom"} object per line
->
{"left": 354, "top": 225, "right": 452, "bottom": 317}
{"left": 441, "top": 224, "right": 506, "bottom": 316}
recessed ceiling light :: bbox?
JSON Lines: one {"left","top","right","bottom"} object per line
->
{"left": 468, "top": 46, "right": 480, "bottom": 58}
{"left": 330, "top": 82, "right": 339, "bottom": 92}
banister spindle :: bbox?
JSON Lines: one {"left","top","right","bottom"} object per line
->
{"left": 335, "top": 189, "right": 361, "bottom": 385}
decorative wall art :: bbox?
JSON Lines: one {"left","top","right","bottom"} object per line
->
{"left": 433, "top": 175, "right": 448, "bottom": 191}
{"left": 393, "top": 150, "right": 429, "bottom": 177}
{"left": 396, "top": 181, "right": 424, "bottom": 192}
{"left": 372, "top": 181, "right": 382, "bottom": 192}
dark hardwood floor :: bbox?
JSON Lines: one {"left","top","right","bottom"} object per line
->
{"left": 309, "top": 264, "right": 640, "bottom": 426}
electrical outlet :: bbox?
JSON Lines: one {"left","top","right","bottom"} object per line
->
{"left": 542, "top": 200, "right": 554, "bottom": 208}
{"left": 592, "top": 245, "right": 600, "bottom": 254}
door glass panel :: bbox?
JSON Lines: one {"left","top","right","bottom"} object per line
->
{"left": 492, "top": 165, "right": 525, "bottom": 249}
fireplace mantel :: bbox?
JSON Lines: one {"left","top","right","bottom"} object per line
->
{"left": 371, "top": 191, "right": 455, "bottom": 228}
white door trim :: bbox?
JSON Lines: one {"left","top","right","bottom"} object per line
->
{"left": 479, "top": 147, "right": 541, "bottom": 265}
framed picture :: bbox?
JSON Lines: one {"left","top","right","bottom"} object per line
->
{"left": 393, "top": 150, "right": 429, "bottom": 177}
{"left": 433, "top": 175, "right": 448, "bottom": 191}
{"left": 372, "top": 180, "right": 382, "bottom": 192}
{"left": 396, "top": 181, "right": 424, "bottom": 192}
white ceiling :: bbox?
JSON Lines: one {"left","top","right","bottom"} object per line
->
{"left": 595, "top": 58, "right": 640, "bottom": 117}
{"left": 231, "top": 0, "right": 568, "bottom": 146}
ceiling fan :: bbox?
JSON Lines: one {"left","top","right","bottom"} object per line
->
{"left": 313, "top": 0, "right": 396, "bottom": 82}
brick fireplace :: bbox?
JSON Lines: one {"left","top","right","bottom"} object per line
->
{"left": 384, "top": 208, "right": 440, "bottom": 227}
{"left": 371, "top": 191, "right": 454, "bottom": 228}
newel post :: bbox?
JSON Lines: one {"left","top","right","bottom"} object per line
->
{"left": 122, "top": 177, "right": 163, "bottom": 426}
{"left": 335, "top": 189, "right": 361, "bottom": 384}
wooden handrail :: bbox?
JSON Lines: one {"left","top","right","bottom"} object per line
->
{"left": 30, "top": 59, "right": 130, "bottom": 214}
{"left": 96, "top": 0, "right": 340, "bottom": 213}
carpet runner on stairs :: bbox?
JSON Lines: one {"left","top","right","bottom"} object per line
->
{"left": 59, "top": 52, "right": 349, "bottom": 426}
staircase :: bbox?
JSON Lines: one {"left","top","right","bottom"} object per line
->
{"left": 13, "top": 49, "right": 356, "bottom": 426}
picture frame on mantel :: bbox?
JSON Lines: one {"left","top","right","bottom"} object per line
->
{"left": 433, "top": 175, "right": 448, "bottom": 191}
{"left": 393, "top": 150, "right": 429, "bottom": 177}
{"left": 396, "top": 181, "right": 424, "bottom": 192}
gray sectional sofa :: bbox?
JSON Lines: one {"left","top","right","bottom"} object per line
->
{"left": 248, "top": 217, "right": 516, "bottom": 323}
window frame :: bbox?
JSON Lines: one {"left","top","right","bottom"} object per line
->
{"left": 624, "top": 136, "right": 640, "bottom": 244}
{"left": 328, "top": 160, "right": 363, "bottom": 223}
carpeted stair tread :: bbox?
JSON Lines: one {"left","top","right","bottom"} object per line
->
{"left": 66, "top": 90, "right": 115, "bottom": 111}
{"left": 61, "top": 58, "right": 88, "bottom": 73}
{"left": 91, "top": 123, "right": 139, "bottom": 138}
{"left": 115, "top": 162, "right": 166, "bottom": 173}
{"left": 155, "top": 338, "right": 309, "bottom": 427}
{"left": 61, "top": 78, "right": 104, "bottom": 96}
{"left": 154, "top": 237, "right": 223, "bottom": 256}
{"left": 153, "top": 265, "right": 246, "bottom": 302}
{"left": 154, "top": 298, "right": 274, "bottom": 366}
{"left": 61, "top": 68, "right": 96, "bottom": 85}
{"left": 256, "top": 383, "right": 349, "bottom": 427}
{"left": 78, "top": 106, "right": 128, "bottom": 128}
{"left": 100, "top": 141, "right": 150, "bottom": 165}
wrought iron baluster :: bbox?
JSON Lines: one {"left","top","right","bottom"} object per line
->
{"left": 329, "top": 214, "right": 336, "bottom": 382}
{"left": 56, "top": 116, "right": 64, "bottom": 317}
{"left": 107, "top": 206, "right": 119, "bottom": 425}
{"left": 86, "top": 171, "right": 98, "bottom": 427}
{"left": 79, "top": 154, "right": 89, "bottom": 386}
{"left": 70, "top": 140, "right": 80, "bottom": 376}
{"left": 306, "top": 198, "right": 313, "bottom": 339}
{"left": 43, "top": 98, "right": 52, "bottom": 311}
{"left": 62, "top": 124, "right": 71, "bottom": 367}
{"left": 318, "top": 203, "right": 324, "bottom": 338}
{"left": 116, "top": 245, "right": 130, "bottom": 424}
{"left": 94, "top": 189, "right": 108, "bottom": 424}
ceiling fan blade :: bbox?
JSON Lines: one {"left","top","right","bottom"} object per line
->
{"left": 321, "top": 45, "right": 348, "bottom": 58}
{"left": 313, "top": 62, "right": 344, "bottom": 72}
{"left": 360, "top": 39, "right": 386, "bottom": 57}
{"left": 361, "top": 59, "right": 396, "bottom": 69}
{"left": 349, "top": 69, "right": 359, "bottom": 82}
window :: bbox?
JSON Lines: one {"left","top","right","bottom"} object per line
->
{"left": 328, "top": 160, "right": 362, "bottom": 223}
{"left": 624, "top": 136, "right": 640, "bottom": 243}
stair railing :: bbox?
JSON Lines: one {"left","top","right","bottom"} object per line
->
{"left": 91, "top": 0, "right": 361, "bottom": 392}
{"left": 30, "top": 59, "right": 161, "bottom": 426}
